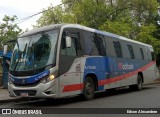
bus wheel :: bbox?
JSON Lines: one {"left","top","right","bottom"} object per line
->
{"left": 136, "top": 75, "right": 143, "bottom": 91}
{"left": 83, "top": 77, "right": 95, "bottom": 100}
{"left": 129, "top": 75, "right": 142, "bottom": 91}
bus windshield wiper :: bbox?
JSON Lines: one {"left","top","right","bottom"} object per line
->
{"left": 13, "top": 41, "right": 21, "bottom": 72}
{"left": 13, "top": 50, "right": 22, "bottom": 72}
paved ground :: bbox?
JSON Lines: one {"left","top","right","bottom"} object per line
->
{"left": 0, "top": 78, "right": 160, "bottom": 103}
{"left": 0, "top": 87, "right": 22, "bottom": 103}
{"left": 0, "top": 81, "right": 160, "bottom": 110}
{"left": 0, "top": 80, "right": 160, "bottom": 117}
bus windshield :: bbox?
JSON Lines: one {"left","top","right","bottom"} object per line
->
{"left": 10, "top": 30, "right": 59, "bottom": 74}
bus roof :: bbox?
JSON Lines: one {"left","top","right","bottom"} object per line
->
{"left": 19, "top": 23, "right": 152, "bottom": 48}
{"left": 19, "top": 24, "right": 63, "bottom": 37}
{"left": 62, "top": 24, "right": 152, "bottom": 48}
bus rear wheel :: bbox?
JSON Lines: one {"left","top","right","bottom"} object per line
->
{"left": 136, "top": 75, "right": 143, "bottom": 90}
{"left": 129, "top": 75, "right": 143, "bottom": 91}
{"left": 83, "top": 77, "right": 95, "bottom": 100}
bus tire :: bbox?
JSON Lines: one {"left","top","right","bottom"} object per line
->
{"left": 136, "top": 75, "right": 143, "bottom": 91}
{"left": 129, "top": 75, "right": 142, "bottom": 91}
{"left": 83, "top": 77, "right": 95, "bottom": 100}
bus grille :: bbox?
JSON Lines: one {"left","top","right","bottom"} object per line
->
{"left": 13, "top": 90, "right": 37, "bottom": 96}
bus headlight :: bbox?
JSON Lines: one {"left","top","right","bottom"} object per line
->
{"left": 49, "top": 74, "right": 55, "bottom": 81}
{"left": 40, "top": 74, "right": 55, "bottom": 84}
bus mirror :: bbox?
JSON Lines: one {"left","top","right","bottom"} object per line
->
{"left": 66, "top": 36, "right": 71, "bottom": 48}
{"left": 3, "top": 45, "right": 8, "bottom": 55}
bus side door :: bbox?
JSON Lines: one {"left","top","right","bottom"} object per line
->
{"left": 58, "top": 28, "right": 82, "bottom": 97}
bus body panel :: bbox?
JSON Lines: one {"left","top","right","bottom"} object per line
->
{"left": 8, "top": 56, "right": 157, "bottom": 98}
{"left": 59, "top": 56, "right": 157, "bottom": 97}
{"left": 8, "top": 78, "right": 59, "bottom": 98}
{"left": 8, "top": 24, "right": 157, "bottom": 99}
{"left": 59, "top": 58, "right": 83, "bottom": 97}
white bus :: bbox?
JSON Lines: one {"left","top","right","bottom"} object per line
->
{"left": 8, "top": 24, "right": 157, "bottom": 100}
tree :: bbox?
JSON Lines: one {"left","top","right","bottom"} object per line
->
{"left": 0, "top": 15, "right": 22, "bottom": 43}
{"left": 36, "top": 4, "right": 64, "bottom": 27}
{"left": 130, "top": 0, "right": 158, "bottom": 25}
{"left": 136, "top": 24, "right": 160, "bottom": 54}
{"left": 100, "top": 20, "right": 132, "bottom": 38}
{"left": 0, "top": 15, "right": 22, "bottom": 51}
{"left": 36, "top": 0, "right": 160, "bottom": 64}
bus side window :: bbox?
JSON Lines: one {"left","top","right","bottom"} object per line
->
{"left": 61, "top": 28, "right": 82, "bottom": 57}
{"left": 151, "top": 52, "right": 155, "bottom": 61}
{"left": 127, "top": 44, "right": 135, "bottom": 59}
{"left": 61, "top": 36, "right": 77, "bottom": 56}
{"left": 140, "top": 48, "right": 144, "bottom": 60}
{"left": 82, "top": 31, "right": 106, "bottom": 56}
{"left": 113, "top": 41, "right": 123, "bottom": 58}
{"left": 93, "top": 33, "right": 106, "bottom": 56}
{"left": 82, "top": 31, "right": 97, "bottom": 55}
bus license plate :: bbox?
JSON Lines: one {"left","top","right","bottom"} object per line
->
{"left": 21, "top": 92, "right": 28, "bottom": 97}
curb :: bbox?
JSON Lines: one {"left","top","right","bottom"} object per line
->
{"left": 144, "top": 78, "right": 160, "bottom": 85}
{"left": 144, "top": 81, "right": 160, "bottom": 85}
{"left": 0, "top": 97, "right": 43, "bottom": 104}
{"left": 0, "top": 97, "right": 28, "bottom": 104}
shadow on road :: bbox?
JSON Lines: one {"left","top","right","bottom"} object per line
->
{"left": 11, "top": 86, "right": 156, "bottom": 107}
{"left": 95, "top": 86, "right": 155, "bottom": 99}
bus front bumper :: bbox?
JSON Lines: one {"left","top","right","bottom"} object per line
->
{"left": 8, "top": 79, "right": 59, "bottom": 98}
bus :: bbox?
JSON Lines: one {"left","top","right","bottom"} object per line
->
{"left": 7, "top": 24, "right": 157, "bottom": 100}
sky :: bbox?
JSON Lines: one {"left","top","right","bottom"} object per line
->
{"left": 0, "top": 0, "right": 62, "bottom": 31}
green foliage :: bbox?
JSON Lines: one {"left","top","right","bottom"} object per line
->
{"left": 36, "top": 0, "right": 160, "bottom": 65}
{"left": 130, "top": 0, "right": 158, "bottom": 24}
{"left": 69, "top": 0, "right": 109, "bottom": 28}
{"left": 136, "top": 24, "right": 160, "bottom": 55}
{"left": 100, "top": 19, "right": 132, "bottom": 38}
{"left": 37, "top": 5, "right": 64, "bottom": 27}
{"left": 0, "top": 15, "right": 22, "bottom": 43}
{"left": 0, "top": 15, "right": 22, "bottom": 51}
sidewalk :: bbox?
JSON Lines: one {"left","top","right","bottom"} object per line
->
{"left": 0, "top": 79, "right": 160, "bottom": 103}
{"left": 144, "top": 78, "right": 160, "bottom": 85}
{"left": 0, "top": 87, "right": 22, "bottom": 103}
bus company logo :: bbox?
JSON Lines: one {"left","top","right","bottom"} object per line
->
{"left": 118, "top": 63, "right": 134, "bottom": 70}
{"left": 85, "top": 66, "right": 96, "bottom": 70}
{"left": 22, "top": 79, "right": 26, "bottom": 84}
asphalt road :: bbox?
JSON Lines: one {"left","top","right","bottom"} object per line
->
{"left": 0, "top": 83, "right": 160, "bottom": 109}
